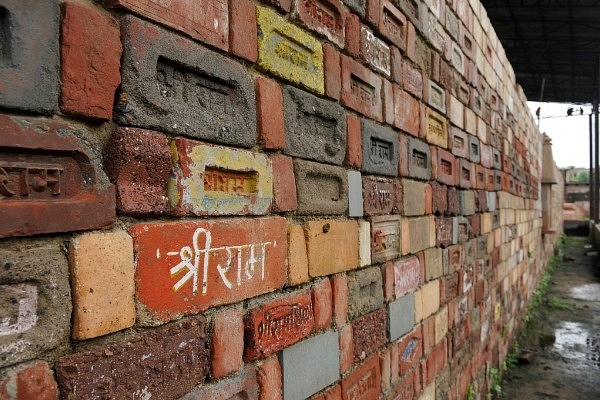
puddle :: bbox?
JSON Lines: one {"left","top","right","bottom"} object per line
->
{"left": 554, "top": 321, "right": 600, "bottom": 367}
{"left": 570, "top": 283, "right": 600, "bottom": 302}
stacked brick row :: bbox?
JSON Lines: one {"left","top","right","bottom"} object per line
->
{"left": 0, "top": 0, "right": 561, "bottom": 399}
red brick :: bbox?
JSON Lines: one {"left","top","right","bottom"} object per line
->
{"left": 421, "top": 316, "right": 435, "bottom": 356}
{"left": 391, "top": 367, "right": 416, "bottom": 399}
{"left": 60, "top": 3, "right": 121, "bottom": 119}
{"left": 340, "top": 324, "right": 355, "bottom": 372}
{"left": 402, "top": 62, "right": 423, "bottom": 99}
{"left": 312, "top": 278, "right": 333, "bottom": 330}
{"left": 324, "top": 43, "right": 342, "bottom": 100}
{"left": 447, "top": 187, "right": 461, "bottom": 216}
{"left": 310, "top": 384, "right": 342, "bottom": 400}
{"left": 244, "top": 291, "right": 314, "bottom": 361}
{"left": 352, "top": 309, "right": 387, "bottom": 361}
{"left": 333, "top": 274, "right": 349, "bottom": 327}
{"left": 459, "top": 159, "right": 473, "bottom": 189}
{"left": 394, "top": 86, "right": 420, "bottom": 136}
{"left": 271, "top": 155, "right": 297, "bottom": 212}
{"left": 366, "top": 0, "right": 380, "bottom": 27}
{"left": 431, "top": 181, "right": 448, "bottom": 215}
{"left": 345, "top": 114, "right": 362, "bottom": 168}
{"left": 297, "top": 0, "right": 345, "bottom": 47}
{"left": 398, "top": 133, "right": 409, "bottom": 176}
{"left": 448, "top": 244, "right": 463, "bottom": 272}
{"left": 341, "top": 54, "right": 383, "bottom": 121}
{"left": 57, "top": 316, "right": 210, "bottom": 399}
{"left": 397, "top": 326, "right": 423, "bottom": 376}
{"left": 363, "top": 175, "right": 400, "bottom": 216}
{"left": 106, "top": 126, "right": 171, "bottom": 215}
{"left": 256, "top": 77, "right": 285, "bottom": 150}
{"left": 341, "top": 355, "right": 382, "bottom": 400}
{"left": 130, "top": 217, "right": 287, "bottom": 322}
{"left": 390, "top": 45, "right": 403, "bottom": 83}
{"left": 105, "top": 0, "right": 228, "bottom": 50}
{"left": 425, "top": 339, "right": 447, "bottom": 385}
{"left": 474, "top": 164, "right": 486, "bottom": 190}
{"left": 257, "top": 356, "right": 282, "bottom": 400}
{"left": 185, "top": 365, "right": 259, "bottom": 399}
{"left": 0, "top": 362, "right": 59, "bottom": 400}
{"left": 229, "top": 0, "right": 257, "bottom": 62}
{"left": 440, "top": 272, "right": 459, "bottom": 305}
{"left": 406, "top": 21, "right": 416, "bottom": 60}
{"left": 436, "top": 147, "right": 458, "bottom": 186}
{"left": 345, "top": 12, "right": 361, "bottom": 57}
{"left": 379, "top": 0, "right": 407, "bottom": 51}
{"left": 212, "top": 307, "right": 244, "bottom": 378}
{"left": 393, "top": 256, "right": 421, "bottom": 298}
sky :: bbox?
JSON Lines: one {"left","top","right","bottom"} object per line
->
{"left": 527, "top": 101, "right": 593, "bottom": 169}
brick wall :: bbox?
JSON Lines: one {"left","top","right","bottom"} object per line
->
{"left": 0, "top": 0, "right": 562, "bottom": 399}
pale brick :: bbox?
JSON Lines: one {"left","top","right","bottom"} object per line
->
{"left": 434, "top": 306, "right": 448, "bottom": 345}
{"left": 288, "top": 224, "right": 310, "bottom": 286}
{"left": 424, "top": 247, "right": 443, "bottom": 281}
{"left": 402, "top": 179, "right": 426, "bottom": 216}
{"left": 305, "top": 220, "right": 359, "bottom": 277}
{"left": 359, "top": 220, "right": 372, "bottom": 267}
{"left": 419, "top": 280, "right": 440, "bottom": 320}
{"left": 212, "top": 306, "right": 244, "bottom": 378}
{"left": 401, "top": 216, "right": 436, "bottom": 255}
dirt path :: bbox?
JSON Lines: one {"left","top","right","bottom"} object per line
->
{"left": 502, "top": 236, "right": 600, "bottom": 399}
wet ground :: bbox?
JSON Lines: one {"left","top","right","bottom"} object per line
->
{"left": 502, "top": 236, "right": 600, "bottom": 399}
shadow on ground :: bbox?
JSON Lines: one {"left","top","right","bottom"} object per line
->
{"left": 501, "top": 236, "right": 600, "bottom": 399}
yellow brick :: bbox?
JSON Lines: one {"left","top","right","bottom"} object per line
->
{"left": 304, "top": 219, "right": 358, "bottom": 277}
{"left": 287, "top": 224, "right": 309, "bottom": 286}
{"left": 425, "top": 108, "right": 448, "bottom": 148}
{"left": 256, "top": 6, "right": 324, "bottom": 94}
{"left": 420, "top": 280, "right": 440, "bottom": 319}
{"left": 414, "top": 288, "right": 423, "bottom": 323}
{"left": 434, "top": 306, "right": 448, "bottom": 344}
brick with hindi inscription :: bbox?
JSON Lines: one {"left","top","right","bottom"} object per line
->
{"left": 244, "top": 291, "right": 314, "bottom": 361}
{"left": 104, "top": 0, "right": 228, "bottom": 50}
{"left": 393, "top": 256, "right": 421, "bottom": 298}
{"left": 118, "top": 16, "right": 256, "bottom": 147}
{"left": 397, "top": 326, "right": 423, "bottom": 375}
{"left": 425, "top": 108, "right": 448, "bottom": 148}
{"left": 379, "top": 1, "right": 407, "bottom": 51}
{"left": 257, "top": 6, "right": 324, "bottom": 94}
{"left": 296, "top": 0, "right": 345, "bottom": 47}
{"left": 436, "top": 148, "right": 458, "bottom": 186}
{"left": 362, "top": 176, "right": 400, "bottom": 216}
{"left": 294, "top": 159, "right": 348, "bottom": 215}
{"left": 0, "top": 114, "right": 115, "bottom": 238}
{"left": 427, "top": 80, "right": 446, "bottom": 114}
{"left": 348, "top": 266, "right": 384, "bottom": 320}
{"left": 445, "top": 9, "right": 459, "bottom": 40}
{"left": 475, "top": 165, "right": 486, "bottom": 190}
{"left": 457, "top": 81, "right": 470, "bottom": 106}
{"left": 396, "top": 0, "right": 421, "bottom": 30}
{"left": 130, "top": 217, "right": 287, "bottom": 323}
{"left": 360, "top": 26, "right": 391, "bottom": 76}
{"left": 394, "top": 86, "right": 421, "bottom": 136}
{"left": 408, "top": 137, "right": 432, "bottom": 180}
{"left": 371, "top": 215, "right": 402, "bottom": 263}
{"left": 451, "top": 42, "right": 465, "bottom": 75}
{"left": 449, "top": 127, "right": 469, "bottom": 159}
{"left": 341, "top": 55, "right": 383, "bottom": 121}
{"left": 170, "top": 139, "right": 272, "bottom": 216}
{"left": 352, "top": 309, "right": 387, "bottom": 361}
{"left": 403, "top": 62, "right": 423, "bottom": 98}
{"left": 453, "top": 216, "right": 470, "bottom": 243}
{"left": 486, "top": 169, "right": 496, "bottom": 192}
{"left": 341, "top": 355, "right": 382, "bottom": 400}
{"left": 362, "top": 119, "right": 399, "bottom": 177}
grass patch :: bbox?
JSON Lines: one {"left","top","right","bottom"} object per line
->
{"left": 548, "top": 296, "right": 572, "bottom": 310}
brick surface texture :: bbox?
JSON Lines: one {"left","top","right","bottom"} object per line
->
{"left": 0, "top": 0, "right": 564, "bottom": 399}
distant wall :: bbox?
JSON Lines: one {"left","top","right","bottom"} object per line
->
{"left": 0, "top": 0, "right": 562, "bottom": 399}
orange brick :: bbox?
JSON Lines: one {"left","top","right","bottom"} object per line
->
{"left": 211, "top": 306, "right": 244, "bottom": 378}
{"left": 256, "top": 77, "right": 285, "bottom": 149}
{"left": 304, "top": 219, "right": 359, "bottom": 277}
{"left": 341, "top": 355, "right": 382, "bottom": 399}
{"left": 339, "top": 324, "right": 354, "bottom": 373}
{"left": 69, "top": 231, "right": 135, "bottom": 340}
{"left": 229, "top": 0, "right": 257, "bottom": 62}
{"left": 271, "top": 155, "right": 298, "bottom": 212}
{"left": 310, "top": 384, "right": 342, "bottom": 400}
{"left": 323, "top": 43, "right": 342, "bottom": 100}
{"left": 312, "top": 278, "right": 333, "bottom": 330}
{"left": 332, "top": 274, "right": 349, "bottom": 327}
{"left": 257, "top": 356, "right": 282, "bottom": 400}
{"left": 0, "top": 361, "right": 59, "bottom": 400}
{"left": 288, "top": 224, "right": 309, "bottom": 286}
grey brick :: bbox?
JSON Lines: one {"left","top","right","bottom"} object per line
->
{"left": 348, "top": 170, "right": 364, "bottom": 217}
{"left": 342, "top": 0, "right": 366, "bottom": 16}
{"left": 486, "top": 191, "right": 497, "bottom": 211}
{"left": 279, "top": 330, "right": 340, "bottom": 400}
{"left": 362, "top": 119, "right": 399, "bottom": 177}
{"left": 469, "top": 135, "right": 481, "bottom": 163}
{"left": 348, "top": 266, "right": 384, "bottom": 320}
{"left": 492, "top": 148, "right": 502, "bottom": 170}
{"left": 294, "top": 159, "right": 348, "bottom": 215}
{"left": 388, "top": 293, "right": 415, "bottom": 341}
{"left": 117, "top": 16, "right": 256, "bottom": 147}
{"left": 0, "top": 0, "right": 59, "bottom": 114}
{"left": 408, "top": 137, "right": 432, "bottom": 180}
{"left": 283, "top": 85, "right": 346, "bottom": 165}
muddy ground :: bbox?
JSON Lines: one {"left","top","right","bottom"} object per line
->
{"left": 501, "top": 236, "right": 600, "bottom": 399}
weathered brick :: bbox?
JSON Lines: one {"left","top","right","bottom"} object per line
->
{"left": 393, "top": 256, "right": 421, "bottom": 298}
{"left": 474, "top": 165, "right": 487, "bottom": 190}
{"left": 383, "top": 78, "right": 396, "bottom": 125}
{"left": 349, "top": 170, "right": 364, "bottom": 217}
{"left": 244, "top": 291, "right": 314, "bottom": 361}
{"left": 424, "top": 339, "right": 447, "bottom": 385}
{"left": 379, "top": 0, "right": 408, "bottom": 50}
{"left": 212, "top": 306, "right": 244, "bottom": 378}
{"left": 460, "top": 190, "right": 477, "bottom": 215}
{"left": 170, "top": 139, "right": 272, "bottom": 216}
{"left": 230, "top": 0, "right": 258, "bottom": 62}
{"left": 257, "top": 6, "right": 324, "bottom": 94}
{"left": 340, "top": 324, "right": 355, "bottom": 372}
{"left": 394, "top": 87, "right": 421, "bottom": 136}
{"left": 182, "top": 365, "right": 259, "bottom": 400}
{"left": 118, "top": 16, "right": 256, "bottom": 147}
{"left": 453, "top": 216, "right": 471, "bottom": 243}
{"left": 343, "top": 0, "right": 367, "bottom": 16}
{"left": 431, "top": 182, "right": 448, "bottom": 215}
{"left": 398, "top": 133, "right": 410, "bottom": 177}
{"left": 345, "top": 11, "right": 362, "bottom": 56}
{"left": 353, "top": 308, "right": 387, "bottom": 361}
{"left": 469, "top": 134, "right": 481, "bottom": 163}
{"left": 448, "top": 95, "right": 464, "bottom": 128}
{"left": 313, "top": 278, "right": 334, "bottom": 330}
{"left": 130, "top": 217, "right": 287, "bottom": 322}
{"left": 57, "top": 316, "right": 210, "bottom": 399}
{"left": 424, "top": 247, "right": 443, "bottom": 281}
{"left": 256, "top": 77, "right": 285, "bottom": 150}
{"left": 363, "top": 176, "right": 400, "bottom": 216}
{"left": 434, "top": 306, "right": 448, "bottom": 344}
{"left": 435, "top": 217, "right": 452, "bottom": 248}
{"left": 459, "top": 159, "right": 473, "bottom": 189}
{"left": 296, "top": 0, "right": 346, "bottom": 47}
{"left": 348, "top": 266, "right": 384, "bottom": 320}
{"left": 279, "top": 330, "right": 340, "bottom": 399}
{"left": 0, "top": 361, "right": 59, "bottom": 400}
{"left": 440, "top": 272, "right": 459, "bottom": 305}
{"left": 402, "top": 179, "right": 426, "bottom": 216}
{"left": 341, "top": 355, "right": 382, "bottom": 399}
{"left": 390, "top": 46, "right": 403, "bottom": 83}
{"left": 0, "top": 115, "right": 115, "bottom": 238}
{"left": 271, "top": 155, "right": 298, "bottom": 212}
{"left": 0, "top": 0, "right": 59, "bottom": 114}
{"left": 425, "top": 108, "right": 448, "bottom": 148}
{"left": 294, "top": 159, "right": 349, "bottom": 215}
{"left": 361, "top": 25, "right": 391, "bottom": 76}
{"left": 310, "top": 384, "right": 342, "bottom": 400}
{"left": 0, "top": 239, "right": 71, "bottom": 368}
{"left": 397, "top": 326, "right": 423, "bottom": 375}
{"left": 60, "top": 3, "right": 121, "bottom": 119}
{"left": 362, "top": 119, "right": 399, "bottom": 176}
{"left": 403, "top": 62, "right": 423, "bottom": 98}
{"left": 341, "top": 55, "right": 383, "bottom": 121}
{"left": 106, "top": 0, "right": 228, "bottom": 50}
{"left": 435, "top": 147, "right": 458, "bottom": 186}
{"left": 106, "top": 127, "right": 171, "bottom": 216}
{"left": 69, "top": 231, "right": 135, "bottom": 340}
{"left": 401, "top": 216, "right": 435, "bottom": 255}
{"left": 305, "top": 219, "right": 359, "bottom": 277}
{"left": 389, "top": 293, "right": 415, "bottom": 340}
{"left": 257, "top": 356, "right": 282, "bottom": 400}
{"left": 447, "top": 187, "right": 461, "bottom": 215}
{"left": 283, "top": 85, "right": 346, "bottom": 164}
{"left": 480, "top": 143, "right": 492, "bottom": 168}
{"left": 324, "top": 43, "right": 342, "bottom": 100}
{"left": 449, "top": 126, "right": 469, "bottom": 158}
{"left": 371, "top": 215, "right": 402, "bottom": 263}
{"left": 426, "top": 79, "right": 446, "bottom": 114}
{"left": 407, "top": 137, "right": 432, "bottom": 180}
{"left": 447, "top": 244, "right": 463, "bottom": 273}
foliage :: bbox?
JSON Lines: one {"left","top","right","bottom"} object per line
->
{"left": 467, "top": 384, "right": 475, "bottom": 400}
{"left": 548, "top": 296, "right": 572, "bottom": 310}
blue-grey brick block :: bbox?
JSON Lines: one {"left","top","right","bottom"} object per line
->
{"left": 118, "top": 16, "right": 256, "bottom": 147}
{"left": 348, "top": 266, "right": 384, "bottom": 320}
{"left": 388, "top": 292, "right": 415, "bottom": 341}
{"left": 486, "top": 191, "right": 497, "bottom": 211}
{"left": 0, "top": 0, "right": 59, "bottom": 114}
{"left": 279, "top": 331, "right": 340, "bottom": 400}
{"left": 408, "top": 137, "right": 432, "bottom": 180}
{"left": 362, "top": 119, "right": 399, "bottom": 177}
{"left": 283, "top": 85, "right": 346, "bottom": 165}
{"left": 348, "top": 170, "right": 363, "bottom": 217}
{"left": 294, "top": 159, "right": 348, "bottom": 215}
{"left": 469, "top": 135, "right": 480, "bottom": 163}
{"left": 492, "top": 148, "right": 501, "bottom": 170}
{"left": 342, "top": 0, "right": 366, "bottom": 16}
